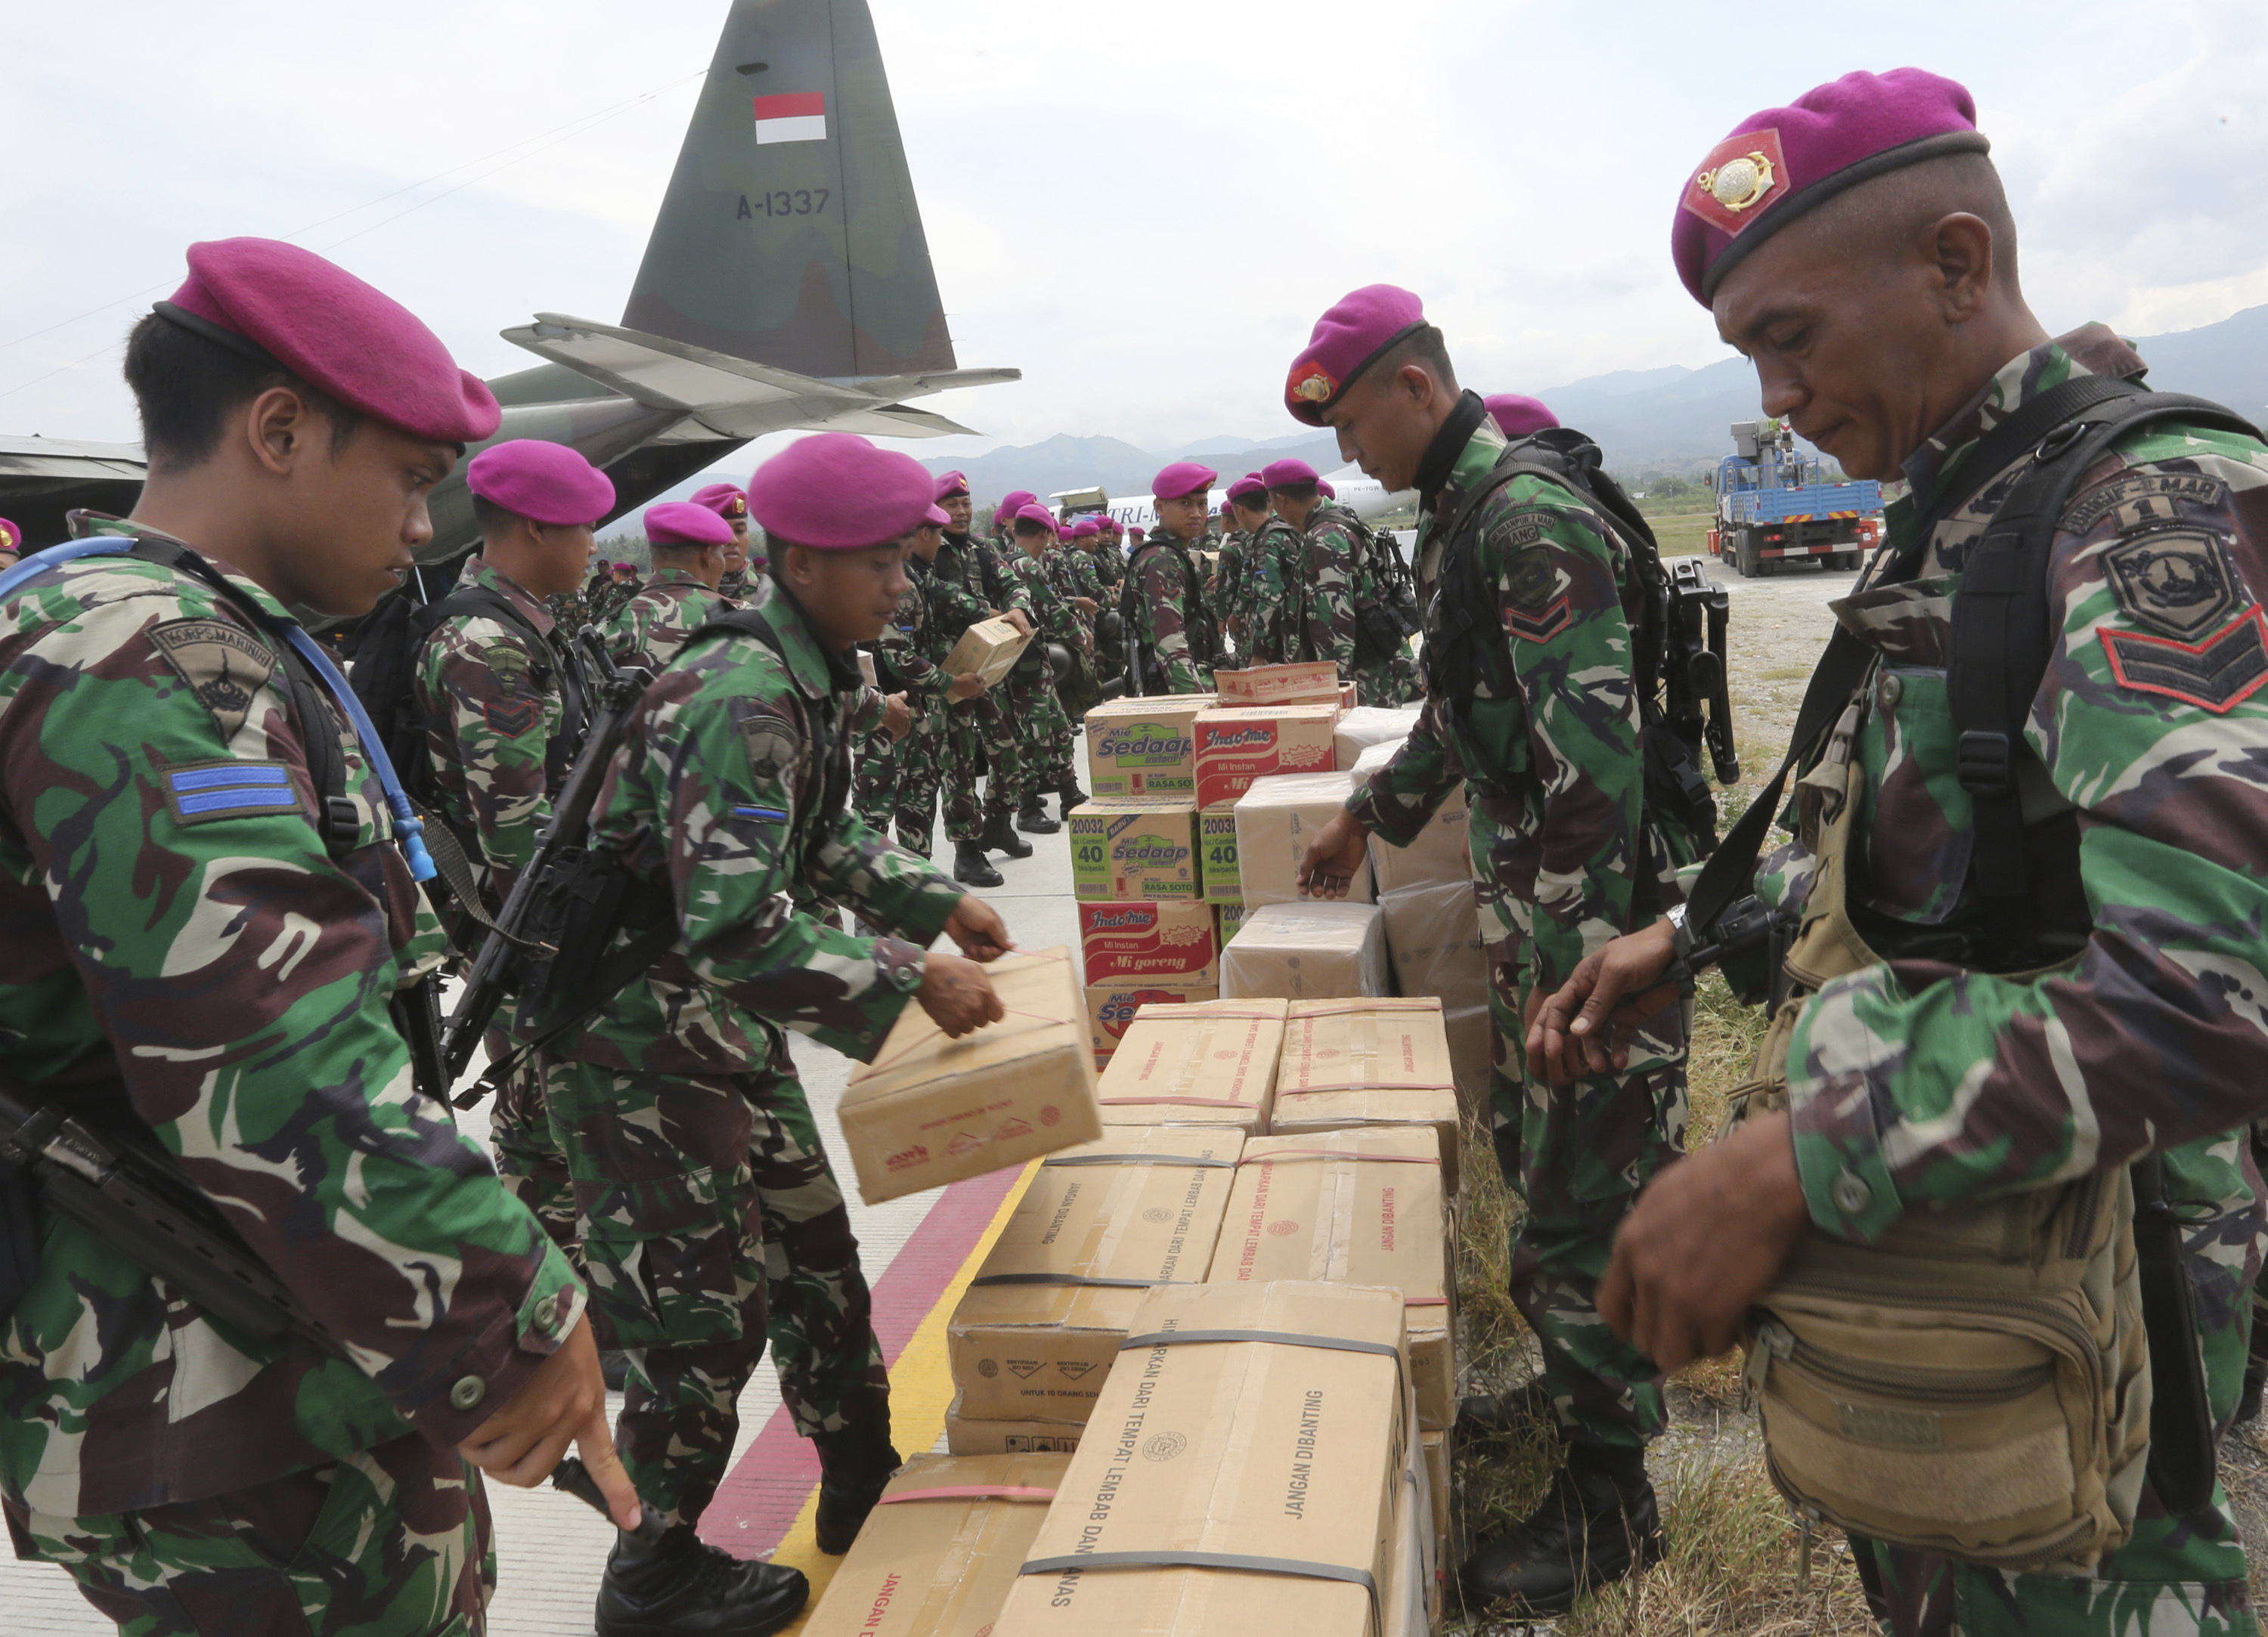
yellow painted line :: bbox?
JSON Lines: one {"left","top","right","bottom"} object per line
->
{"left": 771, "top": 1159, "right": 1040, "bottom": 1633}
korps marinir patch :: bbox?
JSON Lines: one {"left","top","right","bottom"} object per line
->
{"left": 2102, "top": 527, "right": 2249, "bottom": 639}
{"left": 2101, "top": 606, "right": 2268, "bottom": 715}
{"left": 147, "top": 618, "right": 277, "bottom": 741}
{"left": 1683, "top": 128, "right": 1789, "bottom": 237}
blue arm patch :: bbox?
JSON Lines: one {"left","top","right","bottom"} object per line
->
{"left": 164, "top": 760, "right": 302, "bottom": 826}
{"left": 732, "top": 805, "right": 789, "bottom": 822}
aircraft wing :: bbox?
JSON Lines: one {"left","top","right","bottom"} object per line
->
{"left": 0, "top": 435, "right": 150, "bottom": 548}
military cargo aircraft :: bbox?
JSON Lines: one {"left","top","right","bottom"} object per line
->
{"left": 0, "top": 0, "right": 1016, "bottom": 559}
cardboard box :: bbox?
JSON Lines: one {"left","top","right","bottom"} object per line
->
{"left": 1380, "top": 882, "right": 1487, "bottom": 1012}
{"left": 1199, "top": 809, "right": 1241, "bottom": 904}
{"left": 1334, "top": 705, "right": 1422, "bottom": 772}
{"left": 943, "top": 615, "right": 1033, "bottom": 689}
{"left": 1380, "top": 1417, "right": 1437, "bottom": 1637}
{"left": 1192, "top": 704, "right": 1338, "bottom": 811}
{"left": 1068, "top": 800, "right": 1201, "bottom": 902}
{"left": 948, "top": 1126, "right": 1244, "bottom": 1423}
{"left": 1077, "top": 899, "right": 1219, "bottom": 987}
{"left": 1083, "top": 695, "right": 1210, "bottom": 799}
{"left": 1213, "top": 1129, "right": 1455, "bottom": 1430}
{"left": 1217, "top": 899, "right": 1250, "bottom": 945}
{"left": 841, "top": 948, "right": 1103, "bottom": 1205}
{"left": 991, "top": 1282, "right": 1409, "bottom": 1637}
{"left": 857, "top": 649, "right": 878, "bottom": 690}
{"left": 1212, "top": 659, "right": 1343, "bottom": 707}
{"left": 1234, "top": 771, "right": 1371, "bottom": 908}
{"left": 803, "top": 1452, "right": 1068, "bottom": 1637}
{"left": 1349, "top": 739, "right": 1472, "bottom": 895}
{"left": 1220, "top": 902, "right": 1389, "bottom": 1002}
{"left": 1422, "top": 1428, "right": 1451, "bottom": 1570}
{"left": 1085, "top": 981, "right": 1219, "bottom": 1069}
{"left": 944, "top": 1398, "right": 1087, "bottom": 1455}
{"left": 1341, "top": 679, "right": 1359, "bottom": 712}
{"left": 1272, "top": 1000, "right": 1462, "bottom": 1191}
{"left": 1093, "top": 996, "right": 1287, "bottom": 1136}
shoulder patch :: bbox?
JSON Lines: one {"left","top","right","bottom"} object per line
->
{"left": 483, "top": 641, "right": 533, "bottom": 695}
{"left": 481, "top": 698, "right": 538, "bottom": 738}
{"left": 2102, "top": 526, "right": 2251, "bottom": 639}
{"left": 2100, "top": 607, "right": 2268, "bottom": 714}
{"left": 146, "top": 618, "right": 277, "bottom": 742}
{"left": 1485, "top": 508, "right": 1549, "bottom": 557}
{"left": 740, "top": 714, "right": 803, "bottom": 783}
{"left": 163, "top": 760, "right": 301, "bottom": 826}
{"left": 2062, "top": 471, "right": 2228, "bottom": 536}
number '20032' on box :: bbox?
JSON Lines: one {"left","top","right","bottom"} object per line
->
{"left": 1067, "top": 800, "right": 1201, "bottom": 901}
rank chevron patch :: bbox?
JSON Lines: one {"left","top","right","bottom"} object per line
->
{"left": 2099, "top": 605, "right": 2268, "bottom": 714}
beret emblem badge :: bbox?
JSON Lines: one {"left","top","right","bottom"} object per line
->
{"left": 1698, "top": 151, "right": 1775, "bottom": 213}
{"left": 1294, "top": 371, "right": 1335, "bottom": 403}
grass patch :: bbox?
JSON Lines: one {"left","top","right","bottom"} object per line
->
{"left": 1755, "top": 665, "right": 1814, "bottom": 682}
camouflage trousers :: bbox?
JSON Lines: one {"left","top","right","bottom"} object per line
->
{"left": 1002, "top": 658, "right": 1077, "bottom": 802}
{"left": 1489, "top": 964, "right": 1687, "bottom": 1451}
{"left": 541, "top": 1056, "right": 888, "bottom": 1526}
{"left": 8, "top": 1432, "right": 494, "bottom": 1636}
{"left": 485, "top": 1032, "right": 580, "bottom": 1267}
{"left": 1352, "top": 643, "right": 1422, "bottom": 707}
{"left": 854, "top": 707, "right": 944, "bottom": 859}
{"left": 943, "top": 693, "right": 1018, "bottom": 842}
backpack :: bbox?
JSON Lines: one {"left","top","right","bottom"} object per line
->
{"left": 1120, "top": 538, "right": 1222, "bottom": 696}
{"left": 1686, "top": 380, "right": 2262, "bottom": 1564}
{"left": 1421, "top": 428, "right": 1725, "bottom": 850}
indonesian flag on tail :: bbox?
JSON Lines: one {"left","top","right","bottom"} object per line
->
{"left": 753, "top": 92, "right": 826, "bottom": 144}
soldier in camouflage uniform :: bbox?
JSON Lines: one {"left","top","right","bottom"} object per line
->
{"left": 1536, "top": 71, "right": 2268, "bottom": 1637}
{"left": 1238, "top": 492, "right": 1309, "bottom": 667}
{"left": 0, "top": 239, "right": 641, "bottom": 1635}
{"left": 934, "top": 475, "right": 1036, "bottom": 883}
{"left": 606, "top": 501, "right": 740, "bottom": 670}
{"left": 1264, "top": 458, "right": 1422, "bottom": 704}
{"left": 545, "top": 433, "right": 1011, "bottom": 1632}
{"left": 415, "top": 442, "right": 613, "bottom": 1267}
{"left": 692, "top": 481, "right": 764, "bottom": 605}
{"left": 1291, "top": 286, "right": 1703, "bottom": 1613}
{"left": 853, "top": 504, "right": 990, "bottom": 856}
{"left": 1127, "top": 463, "right": 1223, "bottom": 694}
{"left": 1001, "top": 506, "right": 1091, "bottom": 831}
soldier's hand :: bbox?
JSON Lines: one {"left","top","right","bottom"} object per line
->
{"left": 1297, "top": 809, "right": 1371, "bottom": 899}
{"left": 1527, "top": 918, "right": 1681, "bottom": 1085}
{"left": 1598, "top": 1111, "right": 1810, "bottom": 1371}
{"left": 1072, "top": 596, "right": 1098, "bottom": 615}
{"left": 1003, "top": 608, "right": 1035, "bottom": 639}
{"left": 943, "top": 897, "right": 1016, "bottom": 962}
{"left": 458, "top": 1314, "right": 641, "bottom": 1530}
{"left": 881, "top": 692, "right": 912, "bottom": 741}
{"left": 917, "top": 952, "right": 1005, "bottom": 1038}
{"left": 948, "top": 670, "right": 990, "bottom": 701}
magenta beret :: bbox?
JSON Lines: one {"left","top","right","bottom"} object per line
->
{"left": 1070, "top": 517, "right": 1101, "bottom": 538}
{"left": 1485, "top": 394, "right": 1561, "bottom": 438}
{"left": 746, "top": 432, "right": 937, "bottom": 549}
{"left": 1013, "top": 503, "right": 1059, "bottom": 531}
{"left": 1283, "top": 284, "right": 1427, "bottom": 427}
{"left": 645, "top": 501, "right": 735, "bottom": 547}
{"left": 1226, "top": 473, "right": 1267, "bottom": 506}
{"left": 1672, "top": 68, "right": 1987, "bottom": 307}
{"left": 161, "top": 237, "right": 500, "bottom": 445}
{"left": 996, "top": 490, "right": 1037, "bottom": 520}
{"left": 924, "top": 503, "right": 950, "bottom": 527}
{"left": 1317, "top": 478, "right": 1336, "bottom": 499}
{"left": 1151, "top": 461, "right": 1216, "bottom": 501}
{"left": 934, "top": 470, "right": 969, "bottom": 500}
{"left": 1263, "top": 457, "right": 1319, "bottom": 489}
{"left": 466, "top": 440, "right": 616, "bottom": 526}
{"left": 1128, "top": 525, "right": 1145, "bottom": 540}
{"left": 689, "top": 482, "right": 748, "bottom": 521}
{"left": 0, "top": 519, "right": 18, "bottom": 553}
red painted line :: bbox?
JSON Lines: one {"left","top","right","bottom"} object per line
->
{"left": 699, "top": 1162, "right": 1027, "bottom": 1555}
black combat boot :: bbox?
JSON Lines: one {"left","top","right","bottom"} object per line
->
{"left": 953, "top": 841, "right": 1002, "bottom": 888}
{"left": 1016, "top": 798, "right": 1061, "bottom": 834}
{"left": 594, "top": 1524, "right": 809, "bottom": 1637}
{"left": 1454, "top": 1376, "right": 1557, "bottom": 1444}
{"left": 1458, "top": 1442, "right": 1663, "bottom": 1617}
{"left": 980, "top": 812, "right": 1033, "bottom": 858}
{"left": 813, "top": 1422, "right": 903, "bottom": 1555}
{"left": 1055, "top": 778, "right": 1089, "bottom": 819}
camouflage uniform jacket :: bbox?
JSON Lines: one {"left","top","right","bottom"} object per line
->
{"left": 413, "top": 557, "right": 578, "bottom": 887}
{"left": 607, "top": 566, "right": 739, "bottom": 670}
{"left": 1349, "top": 412, "right": 1695, "bottom": 995}
{"left": 1746, "top": 325, "right": 2268, "bottom": 1252}
{"left": 0, "top": 516, "right": 581, "bottom": 1517}
{"left": 1014, "top": 549, "right": 1090, "bottom": 654}
{"left": 1092, "top": 543, "right": 1126, "bottom": 591}
{"left": 1241, "top": 515, "right": 1309, "bottom": 665}
{"left": 870, "top": 558, "right": 958, "bottom": 739}
{"left": 1127, "top": 535, "right": 1216, "bottom": 694}
{"left": 562, "top": 588, "right": 966, "bottom": 1075}
{"left": 1038, "top": 546, "right": 1098, "bottom": 636}
{"left": 934, "top": 531, "right": 1030, "bottom": 636}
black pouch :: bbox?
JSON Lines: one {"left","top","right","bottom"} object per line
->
{"left": 0, "top": 1152, "right": 42, "bottom": 1328}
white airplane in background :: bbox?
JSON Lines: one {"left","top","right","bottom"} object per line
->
{"left": 1077, "top": 463, "right": 1411, "bottom": 534}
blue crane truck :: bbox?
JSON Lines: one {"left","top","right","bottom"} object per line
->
{"left": 1707, "top": 419, "right": 1884, "bottom": 577}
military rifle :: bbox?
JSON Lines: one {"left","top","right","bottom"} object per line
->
{"left": 439, "top": 630, "right": 653, "bottom": 1102}
{"left": 1665, "top": 557, "right": 1740, "bottom": 785}
{"left": 0, "top": 1080, "right": 339, "bottom": 1352}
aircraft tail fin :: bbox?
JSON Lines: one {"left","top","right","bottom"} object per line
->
{"left": 623, "top": 0, "right": 956, "bottom": 380}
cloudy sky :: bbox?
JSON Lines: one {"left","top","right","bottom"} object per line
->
{"left": 4, "top": 0, "right": 2263, "bottom": 478}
